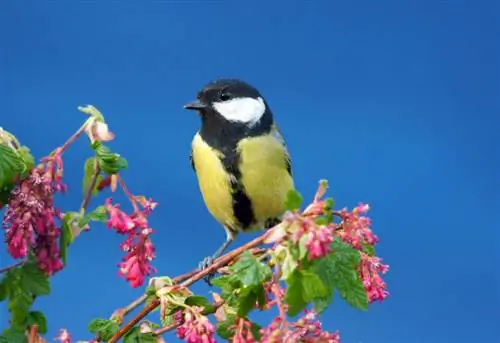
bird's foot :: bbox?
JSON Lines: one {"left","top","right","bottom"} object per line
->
{"left": 198, "top": 256, "right": 216, "bottom": 286}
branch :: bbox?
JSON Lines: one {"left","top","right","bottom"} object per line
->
{"left": 79, "top": 158, "right": 100, "bottom": 213}
{"left": 0, "top": 260, "right": 25, "bottom": 274}
{"left": 108, "top": 230, "right": 275, "bottom": 343}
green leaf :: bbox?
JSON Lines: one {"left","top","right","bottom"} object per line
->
{"left": 0, "top": 144, "right": 25, "bottom": 190}
{"left": 78, "top": 205, "right": 108, "bottom": 227}
{"left": 8, "top": 292, "right": 32, "bottom": 325}
{"left": 216, "top": 314, "right": 237, "bottom": 339}
{"left": 82, "top": 157, "right": 101, "bottom": 196}
{"left": 0, "top": 278, "right": 9, "bottom": 301}
{"left": 88, "top": 318, "right": 119, "bottom": 341}
{"left": 27, "top": 311, "right": 47, "bottom": 334}
{"left": 17, "top": 145, "right": 35, "bottom": 179}
{"left": 249, "top": 321, "right": 262, "bottom": 341}
{"left": 185, "top": 296, "right": 215, "bottom": 313}
{"left": 313, "top": 238, "right": 368, "bottom": 312}
{"left": 361, "top": 242, "right": 376, "bottom": 257}
{"left": 237, "top": 286, "right": 259, "bottom": 317}
{"left": 284, "top": 189, "right": 303, "bottom": 211}
{"left": 60, "top": 212, "right": 77, "bottom": 266}
{"left": 323, "top": 197, "right": 335, "bottom": 212}
{"left": 20, "top": 261, "right": 50, "bottom": 296}
{"left": 92, "top": 142, "right": 128, "bottom": 175}
{"left": 229, "top": 251, "right": 272, "bottom": 288}
{"left": 122, "top": 326, "right": 156, "bottom": 343}
{"left": 284, "top": 269, "right": 328, "bottom": 317}
{"left": 1, "top": 327, "right": 27, "bottom": 343}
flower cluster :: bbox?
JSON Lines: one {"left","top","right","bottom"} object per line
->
{"left": 231, "top": 318, "right": 259, "bottom": 343}
{"left": 260, "top": 310, "right": 340, "bottom": 343}
{"left": 337, "top": 203, "right": 378, "bottom": 249}
{"left": 2, "top": 154, "right": 66, "bottom": 275}
{"left": 176, "top": 306, "right": 216, "bottom": 343}
{"left": 105, "top": 196, "right": 157, "bottom": 288}
{"left": 359, "top": 253, "right": 390, "bottom": 303}
{"left": 55, "top": 328, "right": 71, "bottom": 343}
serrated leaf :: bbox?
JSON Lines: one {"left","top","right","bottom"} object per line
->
{"left": 92, "top": 142, "right": 128, "bottom": 175}
{"left": 249, "top": 321, "right": 262, "bottom": 341}
{"left": 185, "top": 296, "right": 215, "bottom": 313}
{"left": 88, "top": 318, "right": 119, "bottom": 341}
{"left": 122, "top": 326, "right": 156, "bottom": 343}
{"left": 284, "top": 189, "right": 303, "bottom": 211}
{"left": 237, "top": 286, "right": 259, "bottom": 317}
{"left": 284, "top": 269, "right": 328, "bottom": 317}
{"left": 78, "top": 205, "right": 107, "bottom": 227}
{"left": 0, "top": 144, "right": 24, "bottom": 190}
{"left": 1, "top": 327, "right": 27, "bottom": 343}
{"left": 21, "top": 261, "right": 50, "bottom": 296}
{"left": 8, "top": 292, "right": 32, "bottom": 325}
{"left": 27, "top": 311, "right": 47, "bottom": 334}
{"left": 313, "top": 238, "right": 368, "bottom": 312}
{"left": 229, "top": 251, "right": 272, "bottom": 288}
{"left": 216, "top": 314, "right": 237, "bottom": 339}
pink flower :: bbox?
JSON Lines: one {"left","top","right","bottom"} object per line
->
{"left": 105, "top": 197, "right": 157, "bottom": 288}
{"left": 337, "top": 203, "right": 378, "bottom": 250}
{"left": 359, "top": 253, "right": 390, "bottom": 303}
{"left": 85, "top": 119, "right": 115, "bottom": 142}
{"left": 2, "top": 155, "right": 66, "bottom": 275}
{"left": 176, "top": 307, "right": 216, "bottom": 343}
{"left": 260, "top": 310, "right": 340, "bottom": 343}
{"left": 305, "top": 225, "right": 333, "bottom": 260}
{"left": 105, "top": 198, "right": 135, "bottom": 234}
{"left": 55, "top": 328, "right": 71, "bottom": 343}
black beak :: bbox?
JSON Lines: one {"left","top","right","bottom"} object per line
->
{"left": 184, "top": 99, "right": 207, "bottom": 110}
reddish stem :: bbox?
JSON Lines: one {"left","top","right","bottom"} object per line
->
{"left": 0, "top": 260, "right": 25, "bottom": 274}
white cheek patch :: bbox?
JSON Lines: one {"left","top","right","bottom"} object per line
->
{"left": 213, "top": 97, "right": 266, "bottom": 126}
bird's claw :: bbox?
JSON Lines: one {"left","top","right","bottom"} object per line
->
{"left": 198, "top": 256, "right": 216, "bottom": 286}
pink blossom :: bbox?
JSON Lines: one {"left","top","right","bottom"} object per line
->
{"left": 305, "top": 225, "right": 333, "bottom": 260}
{"left": 260, "top": 310, "right": 340, "bottom": 343}
{"left": 105, "top": 197, "right": 157, "bottom": 288}
{"left": 359, "top": 253, "right": 390, "bottom": 303}
{"left": 176, "top": 307, "right": 216, "bottom": 343}
{"left": 55, "top": 328, "right": 71, "bottom": 343}
{"left": 2, "top": 155, "right": 66, "bottom": 275}
{"left": 337, "top": 203, "right": 378, "bottom": 250}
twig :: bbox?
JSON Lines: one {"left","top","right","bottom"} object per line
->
{"left": 0, "top": 260, "right": 25, "bottom": 274}
{"left": 79, "top": 158, "right": 100, "bottom": 213}
{"left": 108, "top": 228, "right": 274, "bottom": 343}
{"left": 58, "top": 120, "right": 90, "bottom": 155}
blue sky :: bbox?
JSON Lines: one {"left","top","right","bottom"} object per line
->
{"left": 1, "top": 1, "right": 497, "bottom": 342}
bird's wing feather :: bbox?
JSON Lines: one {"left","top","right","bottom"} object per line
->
{"left": 189, "top": 150, "right": 196, "bottom": 172}
{"left": 270, "top": 124, "right": 292, "bottom": 176}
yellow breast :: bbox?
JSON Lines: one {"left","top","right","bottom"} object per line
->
{"left": 237, "top": 134, "right": 294, "bottom": 230}
{"left": 191, "top": 132, "right": 295, "bottom": 232}
{"left": 191, "top": 133, "right": 238, "bottom": 229}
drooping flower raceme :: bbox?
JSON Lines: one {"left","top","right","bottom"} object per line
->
{"left": 104, "top": 197, "right": 157, "bottom": 288}
{"left": 260, "top": 310, "right": 340, "bottom": 343}
{"left": 176, "top": 306, "right": 216, "bottom": 343}
{"left": 3, "top": 154, "right": 66, "bottom": 275}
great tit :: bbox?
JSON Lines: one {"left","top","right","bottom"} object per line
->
{"left": 184, "top": 78, "right": 295, "bottom": 281}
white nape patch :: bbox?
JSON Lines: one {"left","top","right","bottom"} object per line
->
{"left": 213, "top": 97, "right": 266, "bottom": 126}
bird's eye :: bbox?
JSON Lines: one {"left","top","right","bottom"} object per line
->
{"left": 219, "top": 92, "right": 231, "bottom": 101}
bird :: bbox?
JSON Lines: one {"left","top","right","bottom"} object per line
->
{"left": 183, "top": 78, "right": 295, "bottom": 282}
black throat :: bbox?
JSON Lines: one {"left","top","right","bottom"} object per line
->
{"left": 198, "top": 107, "right": 273, "bottom": 230}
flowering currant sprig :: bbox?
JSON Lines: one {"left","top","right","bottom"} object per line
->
{"left": 90, "top": 180, "right": 389, "bottom": 343}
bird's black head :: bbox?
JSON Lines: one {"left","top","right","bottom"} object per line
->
{"left": 184, "top": 78, "right": 273, "bottom": 128}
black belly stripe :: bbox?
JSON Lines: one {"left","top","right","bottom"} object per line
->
{"left": 221, "top": 152, "right": 256, "bottom": 230}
